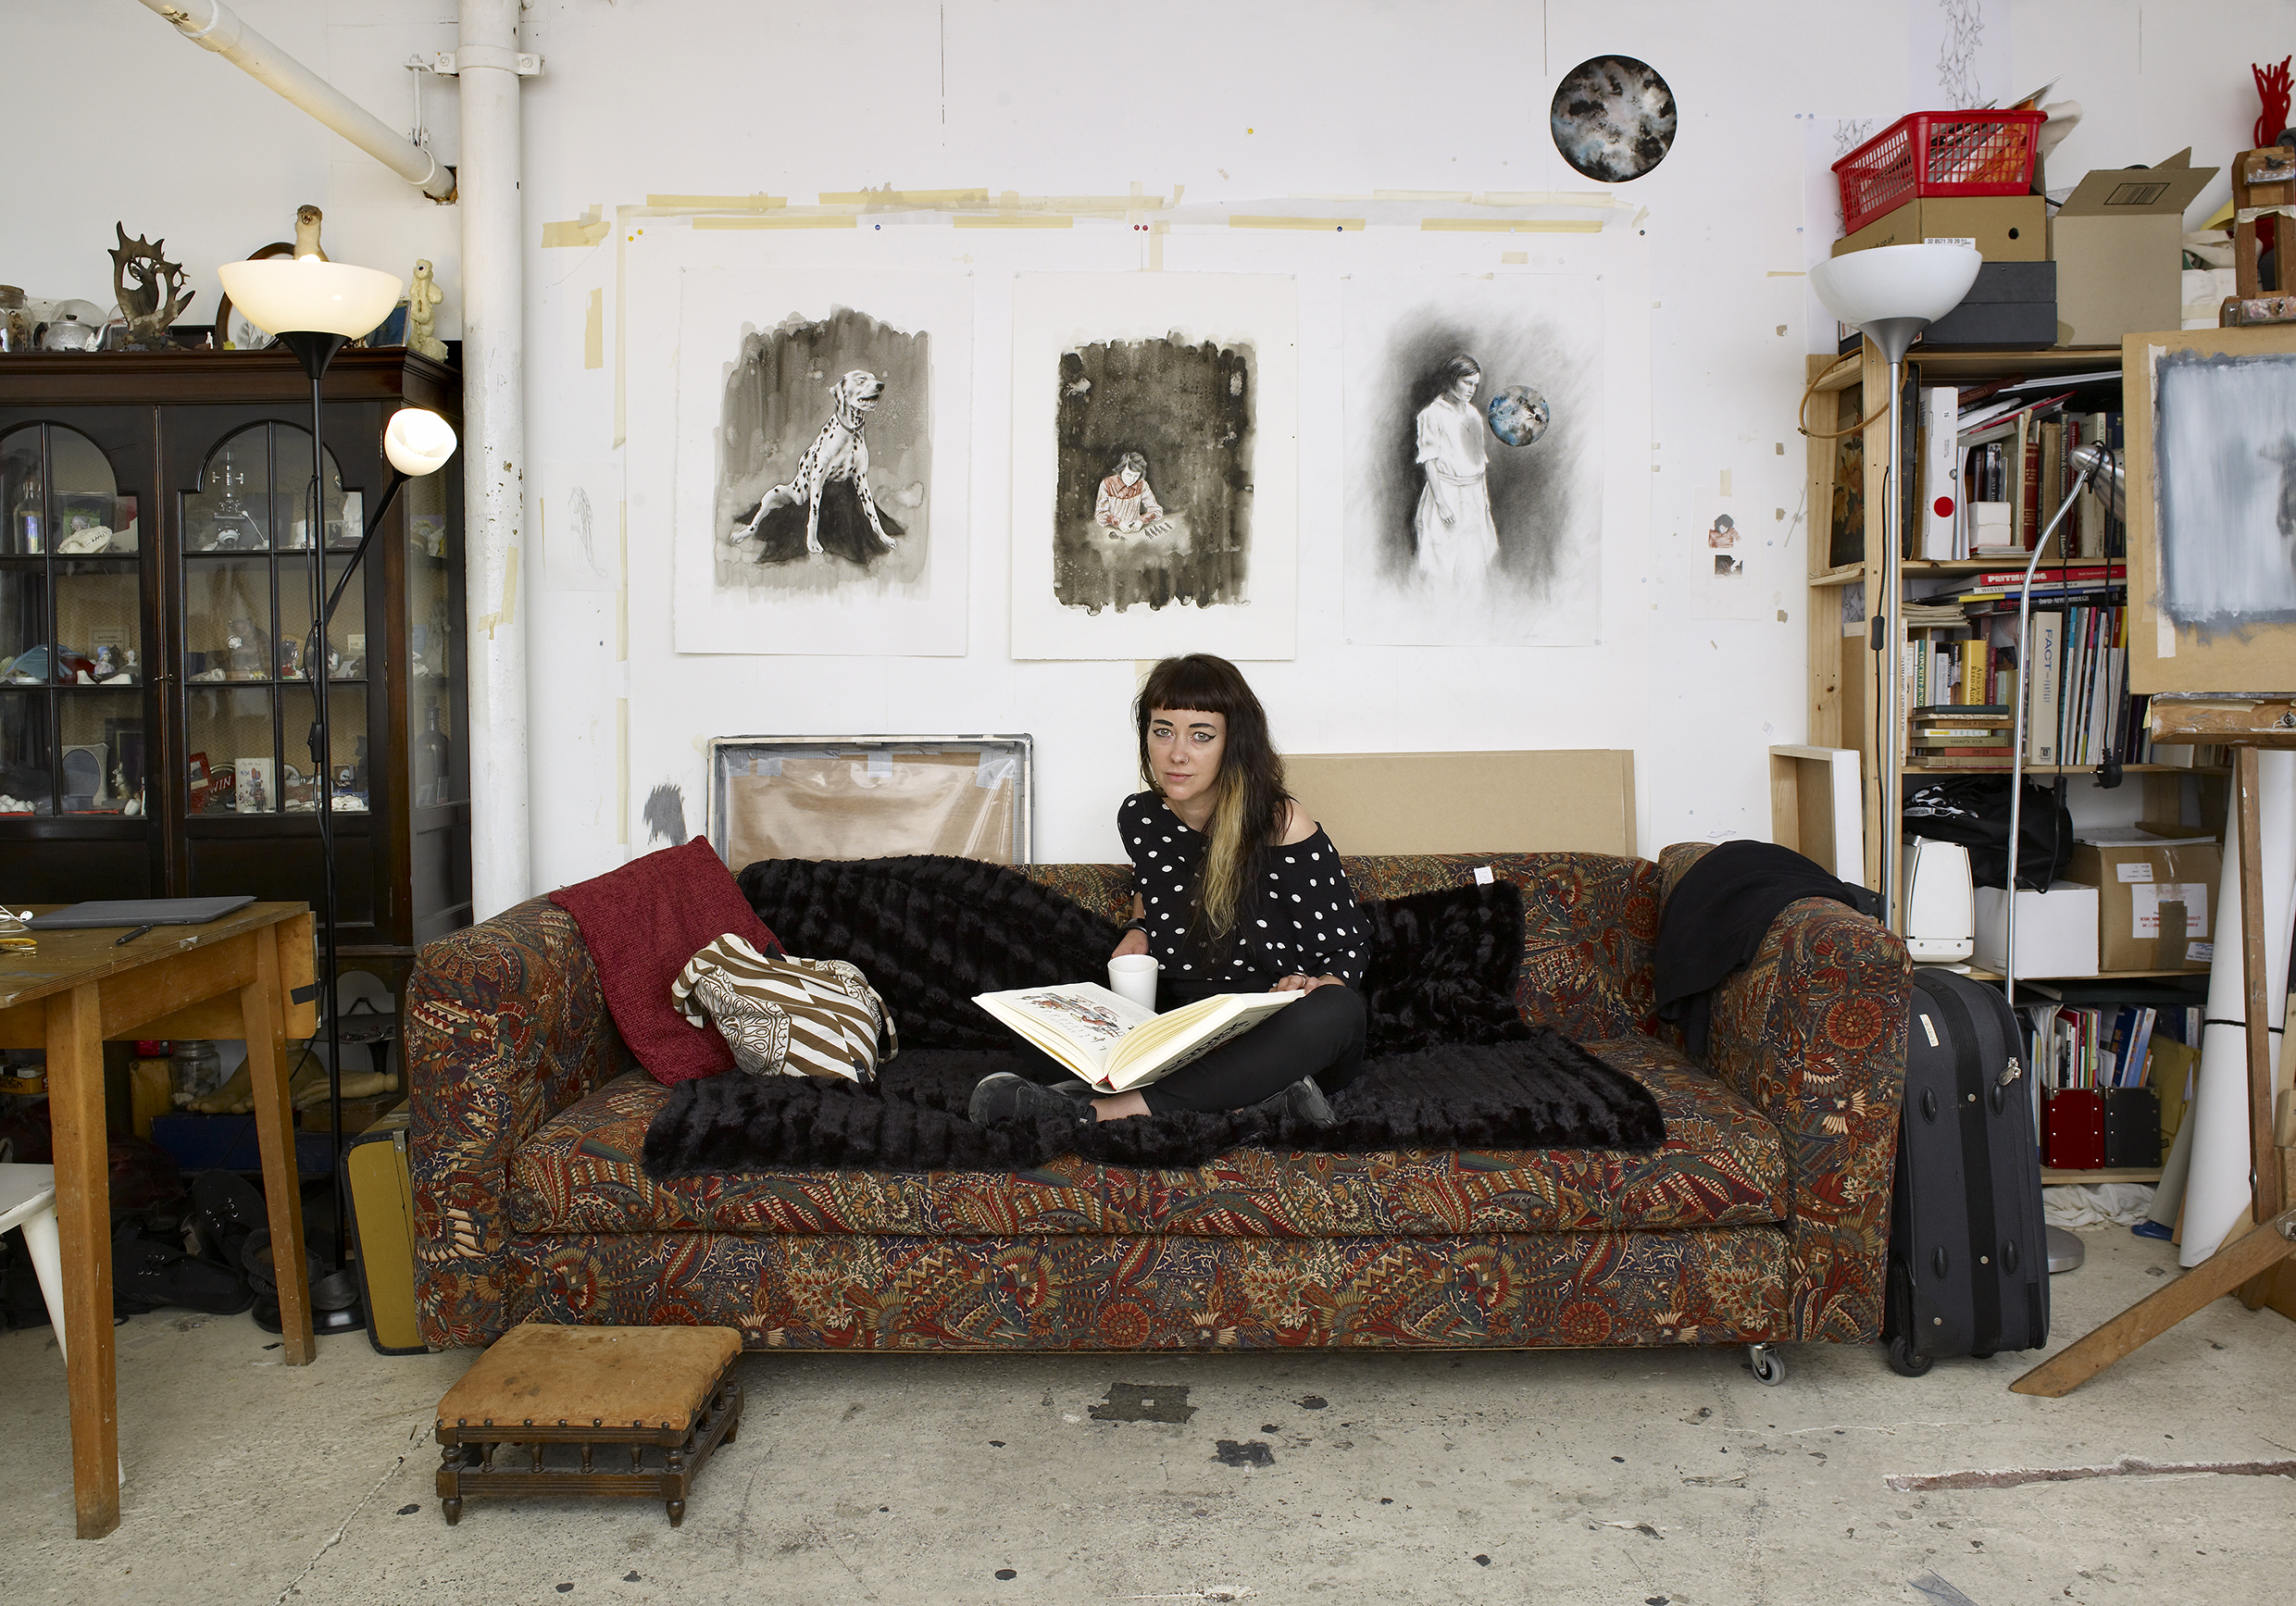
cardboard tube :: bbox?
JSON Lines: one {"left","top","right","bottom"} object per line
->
{"left": 2179, "top": 749, "right": 2296, "bottom": 1265}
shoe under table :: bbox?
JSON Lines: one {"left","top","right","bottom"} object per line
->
{"left": 433, "top": 1324, "right": 743, "bottom": 1527}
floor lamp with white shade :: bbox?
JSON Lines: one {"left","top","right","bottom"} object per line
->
{"left": 213, "top": 254, "right": 459, "bottom": 1329}
{"left": 1806, "top": 243, "right": 1982, "bottom": 930}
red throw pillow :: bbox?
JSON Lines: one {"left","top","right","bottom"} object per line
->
{"left": 549, "top": 839, "right": 785, "bottom": 1085}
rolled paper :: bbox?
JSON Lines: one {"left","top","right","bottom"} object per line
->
{"left": 2179, "top": 750, "right": 2296, "bottom": 1266}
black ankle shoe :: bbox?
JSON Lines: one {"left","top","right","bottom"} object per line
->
{"left": 1250, "top": 1077, "right": 1337, "bottom": 1128}
{"left": 969, "top": 1072, "right": 1094, "bottom": 1126}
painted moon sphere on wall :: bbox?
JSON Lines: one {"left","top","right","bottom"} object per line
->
{"left": 1551, "top": 56, "right": 1678, "bottom": 182}
{"left": 1487, "top": 385, "right": 1551, "bottom": 447}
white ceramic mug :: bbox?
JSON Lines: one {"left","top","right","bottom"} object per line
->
{"left": 1106, "top": 952, "right": 1160, "bottom": 1010}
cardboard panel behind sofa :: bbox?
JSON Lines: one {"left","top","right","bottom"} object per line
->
{"left": 1286, "top": 751, "right": 1635, "bottom": 857}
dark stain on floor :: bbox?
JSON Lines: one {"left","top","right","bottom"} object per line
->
{"left": 1090, "top": 1383, "right": 1195, "bottom": 1423}
{"left": 1214, "top": 1439, "right": 1275, "bottom": 1467}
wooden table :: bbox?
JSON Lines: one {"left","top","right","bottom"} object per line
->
{"left": 0, "top": 903, "right": 318, "bottom": 1538}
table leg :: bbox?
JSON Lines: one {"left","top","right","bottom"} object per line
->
{"left": 242, "top": 923, "right": 315, "bottom": 1363}
{"left": 47, "top": 981, "right": 118, "bottom": 1539}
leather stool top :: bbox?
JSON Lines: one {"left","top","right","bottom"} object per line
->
{"left": 437, "top": 1325, "right": 742, "bottom": 1432}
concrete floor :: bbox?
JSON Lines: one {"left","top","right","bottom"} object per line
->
{"left": 3, "top": 1226, "right": 2292, "bottom": 1606}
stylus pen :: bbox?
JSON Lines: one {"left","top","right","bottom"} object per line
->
{"left": 113, "top": 925, "right": 154, "bottom": 946}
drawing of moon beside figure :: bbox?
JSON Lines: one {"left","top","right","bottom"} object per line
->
{"left": 712, "top": 305, "right": 931, "bottom": 586}
{"left": 1487, "top": 385, "right": 1550, "bottom": 447}
{"left": 1550, "top": 56, "right": 1677, "bottom": 183}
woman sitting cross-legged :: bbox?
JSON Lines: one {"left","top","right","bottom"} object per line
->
{"left": 968, "top": 653, "right": 1368, "bottom": 1128}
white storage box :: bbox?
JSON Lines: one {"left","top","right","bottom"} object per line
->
{"left": 1973, "top": 881, "right": 2100, "bottom": 978}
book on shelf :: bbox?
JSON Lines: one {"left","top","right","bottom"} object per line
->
{"left": 971, "top": 981, "right": 1298, "bottom": 1093}
{"left": 1917, "top": 385, "right": 1961, "bottom": 559}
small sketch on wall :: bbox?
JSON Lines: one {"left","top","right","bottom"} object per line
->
{"left": 2154, "top": 349, "right": 2296, "bottom": 629}
{"left": 542, "top": 467, "right": 616, "bottom": 593}
{"left": 1052, "top": 335, "right": 1253, "bottom": 616}
{"left": 1010, "top": 273, "right": 1298, "bottom": 661}
{"left": 716, "top": 307, "right": 929, "bottom": 584}
{"left": 1551, "top": 56, "right": 1678, "bottom": 183}
{"left": 1910, "top": 0, "right": 2007, "bottom": 111}
{"left": 1343, "top": 275, "right": 1603, "bottom": 647}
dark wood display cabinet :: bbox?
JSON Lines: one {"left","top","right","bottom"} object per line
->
{"left": 0, "top": 350, "right": 471, "bottom": 978}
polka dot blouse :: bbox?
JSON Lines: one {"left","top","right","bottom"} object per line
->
{"left": 1118, "top": 791, "right": 1366, "bottom": 990}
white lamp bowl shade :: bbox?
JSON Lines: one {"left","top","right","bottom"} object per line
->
{"left": 384, "top": 407, "right": 458, "bottom": 477}
{"left": 1808, "top": 243, "right": 1983, "bottom": 330}
{"left": 218, "top": 258, "right": 403, "bottom": 340}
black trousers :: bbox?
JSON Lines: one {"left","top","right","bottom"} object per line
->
{"left": 1010, "top": 984, "right": 1364, "bottom": 1113}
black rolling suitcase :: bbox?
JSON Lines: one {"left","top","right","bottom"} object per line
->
{"left": 1882, "top": 967, "right": 2051, "bottom": 1376}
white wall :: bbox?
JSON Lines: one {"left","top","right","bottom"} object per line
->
{"left": 10, "top": 0, "right": 2288, "bottom": 894}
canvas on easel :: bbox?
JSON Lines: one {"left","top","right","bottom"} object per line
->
{"left": 2124, "top": 323, "right": 2296, "bottom": 693}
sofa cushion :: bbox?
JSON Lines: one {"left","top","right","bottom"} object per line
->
{"left": 505, "top": 1033, "right": 1782, "bottom": 1240}
{"left": 738, "top": 856, "right": 1122, "bottom": 1050}
{"left": 1357, "top": 880, "right": 1530, "bottom": 1055}
{"left": 550, "top": 840, "right": 786, "bottom": 1086}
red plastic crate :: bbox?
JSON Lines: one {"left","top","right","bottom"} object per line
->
{"left": 1833, "top": 109, "right": 2047, "bottom": 237}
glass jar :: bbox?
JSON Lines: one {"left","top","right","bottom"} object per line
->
{"left": 170, "top": 1040, "right": 223, "bottom": 1105}
{"left": 0, "top": 287, "right": 28, "bottom": 354}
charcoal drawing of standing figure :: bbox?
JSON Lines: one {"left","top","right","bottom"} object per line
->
{"left": 1414, "top": 355, "right": 1498, "bottom": 587}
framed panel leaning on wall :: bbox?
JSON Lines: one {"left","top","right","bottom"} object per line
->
{"left": 705, "top": 736, "right": 1033, "bottom": 869}
{"left": 2126, "top": 324, "right": 2296, "bottom": 694}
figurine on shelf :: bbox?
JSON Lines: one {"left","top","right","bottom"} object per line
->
{"left": 406, "top": 259, "right": 446, "bottom": 361}
{"left": 56, "top": 525, "right": 114, "bottom": 554}
{"left": 279, "top": 636, "right": 306, "bottom": 679}
{"left": 108, "top": 223, "right": 198, "bottom": 352}
{"left": 120, "top": 648, "right": 139, "bottom": 684}
{"left": 293, "top": 205, "right": 329, "bottom": 262}
{"left": 224, "top": 618, "right": 268, "bottom": 680}
{"left": 91, "top": 644, "right": 120, "bottom": 681}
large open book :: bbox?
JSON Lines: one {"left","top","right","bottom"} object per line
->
{"left": 971, "top": 982, "right": 1299, "bottom": 1093}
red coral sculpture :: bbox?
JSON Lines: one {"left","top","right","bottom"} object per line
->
{"left": 2258, "top": 56, "right": 2293, "bottom": 149}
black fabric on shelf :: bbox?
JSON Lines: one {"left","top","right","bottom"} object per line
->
{"left": 737, "top": 856, "right": 1123, "bottom": 1051}
{"left": 640, "top": 1031, "right": 1664, "bottom": 1176}
{"left": 1655, "top": 840, "right": 1878, "bottom": 1062}
{"left": 1356, "top": 880, "right": 1531, "bottom": 1056}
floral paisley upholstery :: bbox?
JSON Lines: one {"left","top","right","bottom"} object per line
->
{"left": 410, "top": 851, "right": 1906, "bottom": 1354}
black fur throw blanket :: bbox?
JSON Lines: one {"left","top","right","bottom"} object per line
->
{"left": 642, "top": 1032, "right": 1664, "bottom": 1176}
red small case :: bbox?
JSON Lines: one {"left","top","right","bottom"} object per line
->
{"left": 2043, "top": 1089, "right": 2105, "bottom": 1169}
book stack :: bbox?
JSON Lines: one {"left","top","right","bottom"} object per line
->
{"left": 1914, "top": 375, "right": 2125, "bottom": 561}
{"left": 1908, "top": 705, "right": 2015, "bottom": 767}
{"left": 2027, "top": 1004, "right": 2195, "bottom": 1092}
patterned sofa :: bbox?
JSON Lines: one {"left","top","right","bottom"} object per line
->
{"left": 406, "top": 847, "right": 1909, "bottom": 1355}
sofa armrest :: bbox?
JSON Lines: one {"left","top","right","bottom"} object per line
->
{"left": 1702, "top": 893, "right": 1910, "bottom": 1344}
{"left": 406, "top": 895, "right": 630, "bottom": 1348}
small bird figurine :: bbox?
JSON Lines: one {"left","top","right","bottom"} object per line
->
{"left": 293, "top": 204, "right": 328, "bottom": 261}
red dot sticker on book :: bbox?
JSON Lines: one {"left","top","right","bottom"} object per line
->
{"left": 1934, "top": 496, "right": 1954, "bottom": 517}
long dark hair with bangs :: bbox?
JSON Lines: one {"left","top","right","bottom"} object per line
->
{"left": 1135, "top": 654, "right": 1292, "bottom": 938}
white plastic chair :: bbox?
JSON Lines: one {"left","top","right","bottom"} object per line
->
{"left": 0, "top": 1162, "right": 66, "bottom": 1360}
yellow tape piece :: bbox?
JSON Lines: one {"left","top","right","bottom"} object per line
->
{"left": 954, "top": 215, "right": 1072, "bottom": 229}
{"left": 693, "top": 216, "right": 856, "bottom": 230}
{"left": 584, "top": 288, "right": 603, "bottom": 370}
{"left": 1229, "top": 216, "right": 1365, "bottom": 230}
{"left": 819, "top": 188, "right": 991, "bottom": 207}
{"left": 644, "top": 194, "right": 786, "bottom": 211}
{"left": 475, "top": 546, "right": 521, "bottom": 639}
{"left": 1501, "top": 251, "right": 1529, "bottom": 265}
{"left": 542, "top": 218, "right": 610, "bottom": 248}
{"left": 1420, "top": 218, "right": 1604, "bottom": 233}
{"left": 617, "top": 698, "right": 630, "bottom": 846}
{"left": 1766, "top": 269, "right": 1807, "bottom": 277}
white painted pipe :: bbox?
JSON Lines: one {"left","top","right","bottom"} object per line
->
{"left": 2179, "top": 750, "right": 2296, "bottom": 1265}
{"left": 458, "top": 0, "right": 530, "bottom": 917}
{"left": 131, "top": 0, "right": 455, "bottom": 201}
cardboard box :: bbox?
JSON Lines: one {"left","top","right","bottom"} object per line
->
{"left": 1975, "top": 880, "right": 2100, "bottom": 978}
{"left": 1832, "top": 194, "right": 2049, "bottom": 261}
{"left": 2052, "top": 149, "right": 2219, "bottom": 347}
{"left": 2066, "top": 840, "right": 2221, "bottom": 971}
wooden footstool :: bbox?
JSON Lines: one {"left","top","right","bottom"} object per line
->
{"left": 434, "top": 1325, "right": 743, "bottom": 1527}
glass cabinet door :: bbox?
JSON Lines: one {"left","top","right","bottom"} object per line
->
{"left": 179, "top": 422, "right": 368, "bottom": 816}
{"left": 405, "top": 455, "right": 455, "bottom": 808}
{"left": 0, "top": 422, "right": 147, "bottom": 817}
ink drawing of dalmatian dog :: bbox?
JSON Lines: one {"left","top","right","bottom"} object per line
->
{"left": 730, "top": 368, "right": 896, "bottom": 556}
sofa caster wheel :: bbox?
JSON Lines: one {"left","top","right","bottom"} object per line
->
{"left": 1887, "top": 1332, "right": 1932, "bottom": 1377}
{"left": 1747, "top": 1343, "right": 1787, "bottom": 1386}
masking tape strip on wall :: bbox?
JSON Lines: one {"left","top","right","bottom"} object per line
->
{"left": 645, "top": 193, "right": 786, "bottom": 211}
{"left": 1229, "top": 217, "right": 1365, "bottom": 231}
{"left": 1421, "top": 218, "right": 1605, "bottom": 234}
{"left": 694, "top": 216, "right": 856, "bottom": 230}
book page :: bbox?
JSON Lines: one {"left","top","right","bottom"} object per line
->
{"left": 975, "top": 983, "right": 1156, "bottom": 1076}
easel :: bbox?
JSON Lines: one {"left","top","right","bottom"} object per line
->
{"left": 2011, "top": 696, "right": 2296, "bottom": 1396}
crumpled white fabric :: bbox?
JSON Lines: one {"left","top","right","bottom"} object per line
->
{"left": 2043, "top": 1181, "right": 2156, "bottom": 1226}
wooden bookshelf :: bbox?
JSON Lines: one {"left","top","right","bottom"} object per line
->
{"left": 2041, "top": 1166, "right": 2164, "bottom": 1186}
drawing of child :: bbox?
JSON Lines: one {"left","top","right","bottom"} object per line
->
{"left": 1095, "top": 451, "right": 1172, "bottom": 537}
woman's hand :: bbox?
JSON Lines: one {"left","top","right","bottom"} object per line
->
{"left": 1273, "top": 973, "right": 1342, "bottom": 993}
{"left": 1113, "top": 929, "right": 1150, "bottom": 958}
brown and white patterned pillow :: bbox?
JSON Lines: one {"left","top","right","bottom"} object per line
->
{"left": 671, "top": 935, "right": 896, "bottom": 1084}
